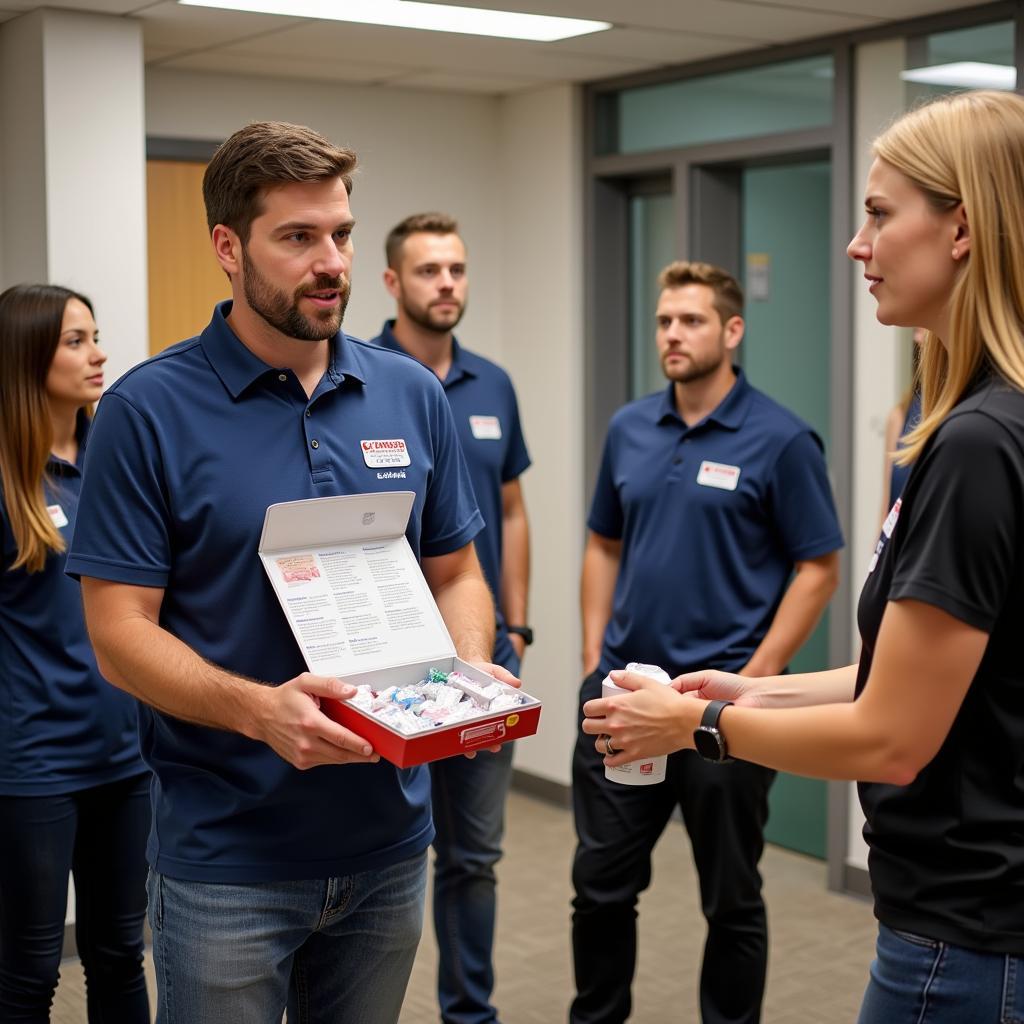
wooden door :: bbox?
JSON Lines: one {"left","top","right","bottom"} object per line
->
{"left": 146, "top": 160, "right": 230, "bottom": 355}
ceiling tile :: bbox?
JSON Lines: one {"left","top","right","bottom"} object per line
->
{"left": 390, "top": 70, "right": 544, "bottom": 94}
{"left": 557, "top": 25, "right": 764, "bottom": 64}
{"left": 223, "top": 20, "right": 647, "bottom": 79}
{"left": 735, "top": 0, "right": 991, "bottom": 18}
{"left": 159, "top": 47, "right": 411, "bottom": 85}
{"left": 422, "top": 0, "right": 879, "bottom": 35}
{"left": 18, "top": 0, "right": 144, "bottom": 12}
{"left": 137, "top": 0, "right": 304, "bottom": 56}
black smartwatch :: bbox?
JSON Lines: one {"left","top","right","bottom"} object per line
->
{"left": 693, "top": 700, "right": 734, "bottom": 763}
{"left": 506, "top": 625, "right": 534, "bottom": 646}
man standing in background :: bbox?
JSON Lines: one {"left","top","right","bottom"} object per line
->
{"left": 373, "top": 213, "right": 532, "bottom": 1024}
{"left": 572, "top": 260, "right": 842, "bottom": 1024}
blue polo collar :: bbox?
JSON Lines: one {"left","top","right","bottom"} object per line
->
{"left": 48, "top": 410, "right": 91, "bottom": 474}
{"left": 656, "top": 367, "right": 752, "bottom": 431}
{"left": 201, "top": 300, "right": 367, "bottom": 400}
{"left": 376, "top": 319, "right": 477, "bottom": 387}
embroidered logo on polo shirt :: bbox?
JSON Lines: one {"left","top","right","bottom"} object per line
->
{"left": 696, "top": 461, "right": 740, "bottom": 491}
{"left": 470, "top": 415, "right": 502, "bottom": 440}
{"left": 46, "top": 504, "right": 69, "bottom": 529}
{"left": 360, "top": 439, "right": 411, "bottom": 468}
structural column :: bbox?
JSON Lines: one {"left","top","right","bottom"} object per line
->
{"left": 0, "top": 8, "right": 148, "bottom": 379}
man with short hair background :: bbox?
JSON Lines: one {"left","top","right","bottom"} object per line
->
{"left": 571, "top": 260, "right": 843, "bottom": 1024}
{"left": 67, "top": 123, "right": 511, "bottom": 1024}
{"left": 373, "top": 213, "right": 531, "bottom": 1024}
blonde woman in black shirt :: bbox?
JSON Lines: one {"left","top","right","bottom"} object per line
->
{"left": 583, "top": 89, "right": 1024, "bottom": 1023}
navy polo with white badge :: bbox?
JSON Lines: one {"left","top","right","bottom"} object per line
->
{"left": 373, "top": 320, "right": 531, "bottom": 671}
{"left": 589, "top": 368, "right": 843, "bottom": 676}
{"left": 66, "top": 301, "right": 483, "bottom": 883}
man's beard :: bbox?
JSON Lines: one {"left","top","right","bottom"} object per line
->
{"left": 661, "top": 341, "right": 727, "bottom": 384}
{"left": 401, "top": 295, "right": 466, "bottom": 334}
{"left": 241, "top": 247, "right": 350, "bottom": 341}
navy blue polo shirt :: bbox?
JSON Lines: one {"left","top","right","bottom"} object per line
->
{"left": 589, "top": 370, "right": 843, "bottom": 676}
{"left": 1, "top": 414, "right": 143, "bottom": 795}
{"left": 66, "top": 301, "right": 483, "bottom": 883}
{"left": 373, "top": 321, "right": 531, "bottom": 671}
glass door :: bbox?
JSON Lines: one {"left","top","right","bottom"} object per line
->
{"left": 628, "top": 188, "right": 675, "bottom": 398}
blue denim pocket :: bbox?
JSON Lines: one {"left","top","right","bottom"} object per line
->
{"left": 890, "top": 927, "right": 940, "bottom": 949}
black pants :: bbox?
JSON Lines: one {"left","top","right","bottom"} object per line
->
{"left": 0, "top": 772, "right": 151, "bottom": 1023}
{"left": 570, "top": 671, "right": 775, "bottom": 1024}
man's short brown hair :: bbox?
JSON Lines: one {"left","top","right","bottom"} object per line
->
{"left": 385, "top": 212, "right": 460, "bottom": 269}
{"left": 657, "top": 260, "right": 744, "bottom": 324}
{"left": 202, "top": 121, "right": 357, "bottom": 243}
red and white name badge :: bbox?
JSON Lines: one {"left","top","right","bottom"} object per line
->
{"left": 696, "top": 460, "right": 741, "bottom": 491}
{"left": 360, "top": 439, "right": 411, "bottom": 468}
{"left": 469, "top": 415, "right": 502, "bottom": 441}
{"left": 47, "top": 504, "right": 69, "bottom": 528}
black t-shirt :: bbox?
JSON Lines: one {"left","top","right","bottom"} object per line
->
{"left": 856, "top": 374, "right": 1024, "bottom": 954}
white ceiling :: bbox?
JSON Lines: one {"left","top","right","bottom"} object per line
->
{"left": 0, "top": 0, "right": 995, "bottom": 94}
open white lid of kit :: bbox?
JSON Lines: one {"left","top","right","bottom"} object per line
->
{"left": 259, "top": 491, "right": 457, "bottom": 678}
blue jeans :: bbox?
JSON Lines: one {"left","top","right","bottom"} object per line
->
{"left": 147, "top": 851, "right": 427, "bottom": 1024}
{"left": 858, "top": 924, "right": 1024, "bottom": 1023}
{"left": 430, "top": 741, "right": 515, "bottom": 1024}
{"left": 0, "top": 772, "right": 151, "bottom": 1023}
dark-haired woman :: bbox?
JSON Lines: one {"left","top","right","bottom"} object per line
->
{"left": 0, "top": 284, "right": 150, "bottom": 1022}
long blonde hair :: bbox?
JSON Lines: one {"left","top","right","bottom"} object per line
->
{"left": 0, "top": 284, "right": 93, "bottom": 573}
{"left": 874, "top": 91, "right": 1024, "bottom": 464}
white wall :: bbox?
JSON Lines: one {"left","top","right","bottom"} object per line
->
{"left": 847, "top": 36, "right": 908, "bottom": 873}
{"left": 145, "top": 68, "right": 503, "bottom": 354}
{"left": 497, "top": 84, "right": 584, "bottom": 786}
{"left": 45, "top": 12, "right": 149, "bottom": 386}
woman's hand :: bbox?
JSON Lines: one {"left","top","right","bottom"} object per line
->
{"left": 673, "top": 669, "right": 773, "bottom": 707}
{"left": 582, "top": 670, "right": 702, "bottom": 763}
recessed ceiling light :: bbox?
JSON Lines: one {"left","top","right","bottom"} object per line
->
{"left": 900, "top": 61, "right": 1016, "bottom": 91}
{"left": 177, "top": 0, "right": 612, "bottom": 42}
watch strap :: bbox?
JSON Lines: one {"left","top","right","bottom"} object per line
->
{"left": 506, "top": 625, "right": 534, "bottom": 646}
{"left": 701, "top": 699, "right": 733, "bottom": 729}
{"left": 695, "top": 699, "right": 734, "bottom": 763}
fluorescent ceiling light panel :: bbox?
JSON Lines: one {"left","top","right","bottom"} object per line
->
{"left": 900, "top": 61, "right": 1016, "bottom": 90}
{"left": 177, "top": 0, "right": 611, "bottom": 41}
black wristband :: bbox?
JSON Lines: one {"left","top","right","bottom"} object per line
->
{"left": 506, "top": 625, "right": 534, "bottom": 646}
{"left": 693, "top": 699, "right": 734, "bottom": 763}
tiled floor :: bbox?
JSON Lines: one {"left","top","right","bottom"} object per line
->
{"left": 53, "top": 788, "right": 877, "bottom": 1022}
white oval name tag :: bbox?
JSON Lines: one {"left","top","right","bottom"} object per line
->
{"left": 696, "top": 461, "right": 740, "bottom": 491}
{"left": 469, "top": 415, "right": 502, "bottom": 441}
{"left": 360, "top": 439, "right": 411, "bottom": 468}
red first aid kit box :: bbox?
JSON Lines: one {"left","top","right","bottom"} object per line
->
{"left": 259, "top": 491, "right": 541, "bottom": 768}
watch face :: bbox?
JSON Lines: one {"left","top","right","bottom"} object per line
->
{"left": 694, "top": 726, "right": 725, "bottom": 761}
